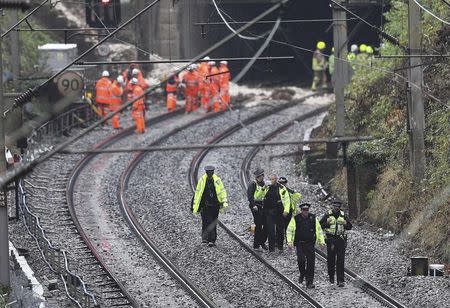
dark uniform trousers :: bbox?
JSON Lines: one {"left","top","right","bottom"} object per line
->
{"left": 201, "top": 206, "right": 219, "bottom": 243}
{"left": 265, "top": 210, "right": 284, "bottom": 250}
{"left": 252, "top": 208, "right": 267, "bottom": 248}
{"left": 326, "top": 236, "right": 346, "bottom": 282}
{"left": 296, "top": 241, "right": 315, "bottom": 284}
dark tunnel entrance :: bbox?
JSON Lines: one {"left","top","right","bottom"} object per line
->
{"left": 195, "top": 1, "right": 387, "bottom": 84}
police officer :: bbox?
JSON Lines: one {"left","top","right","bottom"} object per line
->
{"left": 247, "top": 168, "right": 268, "bottom": 250}
{"left": 263, "top": 175, "right": 290, "bottom": 252}
{"left": 287, "top": 203, "right": 325, "bottom": 288}
{"left": 192, "top": 166, "right": 228, "bottom": 247}
{"left": 279, "top": 177, "right": 302, "bottom": 235}
{"left": 319, "top": 200, "right": 352, "bottom": 286}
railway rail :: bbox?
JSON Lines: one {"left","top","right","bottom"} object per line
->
{"left": 239, "top": 115, "right": 408, "bottom": 308}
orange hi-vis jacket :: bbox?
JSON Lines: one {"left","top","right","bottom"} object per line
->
{"left": 219, "top": 64, "right": 231, "bottom": 89}
{"left": 209, "top": 66, "right": 220, "bottom": 93}
{"left": 131, "top": 85, "right": 145, "bottom": 112}
{"left": 183, "top": 71, "right": 199, "bottom": 97}
{"left": 110, "top": 81, "right": 123, "bottom": 105}
{"left": 166, "top": 79, "right": 177, "bottom": 93}
{"left": 95, "top": 77, "right": 112, "bottom": 104}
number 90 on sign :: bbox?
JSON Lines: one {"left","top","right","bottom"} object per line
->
{"left": 56, "top": 71, "right": 84, "bottom": 97}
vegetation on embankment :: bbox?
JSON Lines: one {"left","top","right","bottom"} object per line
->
{"left": 1, "top": 13, "right": 54, "bottom": 91}
{"left": 323, "top": 1, "right": 450, "bottom": 262}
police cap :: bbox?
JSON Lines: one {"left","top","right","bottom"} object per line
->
{"left": 253, "top": 168, "right": 264, "bottom": 177}
{"left": 204, "top": 165, "right": 215, "bottom": 172}
{"left": 278, "top": 176, "right": 288, "bottom": 185}
{"left": 300, "top": 203, "right": 311, "bottom": 209}
{"left": 332, "top": 199, "right": 343, "bottom": 207}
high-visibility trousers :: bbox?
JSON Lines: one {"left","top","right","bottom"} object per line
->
{"left": 167, "top": 93, "right": 177, "bottom": 112}
{"left": 131, "top": 109, "right": 145, "bottom": 133}
{"left": 109, "top": 104, "right": 122, "bottom": 129}
{"left": 185, "top": 95, "right": 198, "bottom": 113}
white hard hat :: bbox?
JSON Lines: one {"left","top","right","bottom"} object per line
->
{"left": 350, "top": 44, "right": 358, "bottom": 53}
{"left": 208, "top": 61, "right": 216, "bottom": 66}
{"left": 188, "top": 65, "right": 195, "bottom": 71}
{"left": 220, "top": 61, "right": 228, "bottom": 65}
{"left": 203, "top": 56, "right": 210, "bottom": 60}
{"left": 132, "top": 68, "right": 140, "bottom": 76}
{"left": 130, "top": 77, "right": 139, "bottom": 85}
{"left": 117, "top": 75, "right": 124, "bottom": 83}
{"left": 102, "top": 70, "right": 110, "bottom": 77}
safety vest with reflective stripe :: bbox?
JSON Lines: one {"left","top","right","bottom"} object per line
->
{"left": 95, "top": 77, "right": 112, "bottom": 104}
{"left": 324, "top": 210, "right": 346, "bottom": 236}
{"left": 131, "top": 85, "right": 145, "bottom": 111}
{"left": 253, "top": 181, "right": 268, "bottom": 202}
{"left": 110, "top": 81, "right": 123, "bottom": 105}
{"left": 286, "top": 214, "right": 325, "bottom": 245}
{"left": 278, "top": 184, "right": 291, "bottom": 211}
{"left": 284, "top": 191, "right": 302, "bottom": 215}
{"left": 192, "top": 174, "right": 228, "bottom": 214}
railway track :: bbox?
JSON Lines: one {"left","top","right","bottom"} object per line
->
{"left": 239, "top": 114, "right": 408, "bottom": 308}
{"left": 186, "top": 94, "right": 326, "bottom": 308}
{"left": 65, "top": 110, "right": 186, "bottom": 307}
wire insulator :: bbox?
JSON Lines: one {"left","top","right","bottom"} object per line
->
{"left": 14, "top": 88, "right": 36, "bottom": 106}
{"left": 0, "top": 0, "right": 31, "bottom": 11}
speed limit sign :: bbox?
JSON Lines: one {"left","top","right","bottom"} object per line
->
{"left": 56, "top": 71, "right": 84, "bottom": 97}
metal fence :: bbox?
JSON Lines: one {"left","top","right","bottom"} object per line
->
{"left": 17, "top": 180, "right": 99, "bottom": 308}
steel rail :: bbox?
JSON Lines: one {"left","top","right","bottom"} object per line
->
{"left": 188, "top": 94, "right": 324, "bottom": 308}
{"left": 118, "top": 112, "right": 225, "bottom": 308}
{"left": 66, "top": 109, "right": 184, "bottom": 308}
{"left": 239, "top": 114, "right": 408, "bottom": 308}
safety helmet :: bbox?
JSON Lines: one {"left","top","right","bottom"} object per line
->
{"left": 130, "top": 77, "right": 139, "bottom": 85}
{"left": 350, "top": 44, "right": 358, "bottom": 53}
{"left": 208, "top": 61, "right": 216, "bottom": 66}
{"left": 116, "top": 75, "right": 124, "bottom": 84}
{"left": 220, "top": 60, "right": 228, "bottom": 65}
{"left": 102, "top": 70, "right": 109, "bottom": 77}
{"left": 331, "top": 47, "right": 335, "bottom": 53}
{"left": 366, "top": 46, "right": 374, "bottom": 54}
{"left": 132, "top": 68, "right": 140, "bottom": 76}
{"left": 187, "top": 65, "right": 194, "bottom": 71}
{"left": 203, "top": 56, "right": 210, "bottom": 61}
{"left": 359, "top": 44, "right": 367, "bottom": 53}
{"left": 316, "top": 41, "right": 326, "bottom": 50}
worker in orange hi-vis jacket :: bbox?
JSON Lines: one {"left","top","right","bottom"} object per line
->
{"left": 209, "top": 61, "right": 221, "bottom": 113}
{"left": 122, "top": 63, "right": 140, "bottom": 85}
{"left": 109, "top": 75, "right": 125, "bottom": 129}
{"left": 166, "top": 74, "right": 178, "bottom": 112}
{"left": 180, "top": 65, "right": 199, "bottom": 113}
{"left": 130, "top": 78, "right": 146, "bottom": 134}
{"left": 95, "top": 70, "right": 112, "bottom": 121}
{"left": 219, "top": 61, "right": 231, "bottom": 111}
{"left": 198, "top": 57, "right": 211, "bottom": 112}
{"left": 131, "top": 68, "right": 149, "bottom": 91}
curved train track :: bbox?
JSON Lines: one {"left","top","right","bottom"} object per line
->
{"left": 239, "top": 114, "right": 408, "bottom": 308}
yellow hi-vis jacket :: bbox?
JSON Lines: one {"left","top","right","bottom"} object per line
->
{"left": 192, "top": 174, "right": 228, "bottom": 214}
{"left": 286, "top": 214, "right": 325, "bottom": 245}
{"left": 283, "top": 191, "right": 302, "bottom": 216}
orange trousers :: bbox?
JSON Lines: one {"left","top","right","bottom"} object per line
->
{"left": 97, "top": 103, "right": 110, "bottom": 124}
{"left": 167, "top": 93, "right": 177, "bottom": 112}
{"left": 109, "top": 105, "right": 122, "bottom": 129}
{"left": 185, "top": 95, "right": 198, "bottom": 113}
{"left": 132, "top": 110, "right": 145, "bottom": 133}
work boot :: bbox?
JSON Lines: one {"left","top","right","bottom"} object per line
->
{"left": 337, "top": 281, "right": 345, "bottom": 287}
{"left": 208, "top": 242, "right": 216, "bottom": 247}
{"left": 329, "top": 276, "right": 334, "bottom": 284}
{"left": 260, "top": 243, "right": 268, "bottom": 250}
{"left": 306, "top": 283, "right": 315, "bottom": 289}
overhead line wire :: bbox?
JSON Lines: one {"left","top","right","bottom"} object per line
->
{"left": 413, "top": 0, "right": 450, "bottom": 25}
{"left": 0, "top": 0, "right": 292, "bottom": 189}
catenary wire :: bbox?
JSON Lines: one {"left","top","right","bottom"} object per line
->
{"left": 413, "top": 0, "right": 450, "bottom": 25}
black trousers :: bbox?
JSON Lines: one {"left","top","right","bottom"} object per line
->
{"left": 201, "top": 206, "right": 219, "bottom": 243}
{"left": 265, "top": 210, "right": 284, "bottom": 250}
{"left": 284, "top": 212, "right": 292, "bottom": 234}
{"left": 326, "top": 236, "right": 346, "bottom": 282}
{"left": 252, "top": 209, "right": 267, "bottom": 248}
{"left": 296, "top": 241, "right": 316, "bottom": 284}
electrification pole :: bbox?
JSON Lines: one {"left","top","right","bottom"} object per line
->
{"left": 331, "top": 0, "right": 349, "bottom": 158}
{"left": 10, "top": 10, "right": 20, "bottom": 90}
{"left": 407, "top": 0, "right": 425, "bottom": 182}
{"left": 0, "top": 24, "right": 10, "bottom": 288}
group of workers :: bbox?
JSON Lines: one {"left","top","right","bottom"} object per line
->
{"left": 166, "top": 57, "right": 231, "bottom": 114}
{"left": 311, "top": 41, "right": 376, "bottom": 91}
{"left": 94, "top": 64, "right": 149, "bottom": 133}
{"left": 192, "top": 166, "right": 353, "bottom": 289}
{"left": 94, "top": 59, "right": 231, "bottom": 133}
